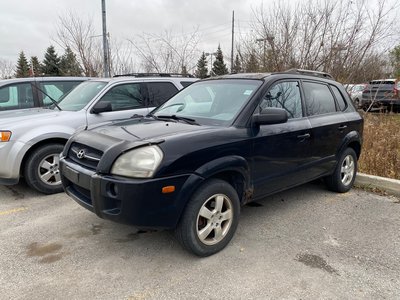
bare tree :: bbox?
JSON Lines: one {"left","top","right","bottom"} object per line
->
{"left": 239, "top": 0, "right": 397, "bottom": 83}
{"left": 54, "top": 11, "right": 103, "bottom": 77}
{"left": 0, "top": 58, "right": 14, "bottom": 79}
{"left": 128, "top": 28, "right": 200, "bottom": 74}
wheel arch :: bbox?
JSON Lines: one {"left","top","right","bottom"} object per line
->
{"left": 174, "top": 155, "right": 252, "bottom": 228}
{"left": 20, "top": 138, "right": 69, "bottom": 175}
{"left": 337, "top": 131, "right": 362, "bottom": 159}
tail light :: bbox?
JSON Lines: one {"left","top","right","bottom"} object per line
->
{"left": 394, "top": 81, "right": 399, "bottom": 97}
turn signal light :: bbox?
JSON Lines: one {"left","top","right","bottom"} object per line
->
{"left": 162, "top": 186, "right": 175, "bottom": 194}
{"left": 0, "top": 131, "right": 11, "bottom": 142}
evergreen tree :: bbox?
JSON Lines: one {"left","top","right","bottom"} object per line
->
{"left": 30, "top": 56, "right": 41, "bottom": 76}
{"left": 245, "top": 51, "right": 259, "bottom": 73}
{"left": 15, "top": 51, "right": 30, "bottom": 78}
{"left": 41, "top": 45, "right": 61, "bottom": 76}
{"left": 211, "top": 45, "right": 228, "bottom": 76}
{"left": 232, "top": 54, "right": 242, "bottom": 73}
{"left": 195, "top": 52, "right": 208, "bottom": 78}
{"left": 60, "top": 47, "right": 82, "bottom": 76}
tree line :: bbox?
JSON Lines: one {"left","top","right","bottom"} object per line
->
{"left": 14, "top": 45, "right": 82, "bottom": 78}
{"left": 3, "top": 0, "right": 400, "bottom": 82}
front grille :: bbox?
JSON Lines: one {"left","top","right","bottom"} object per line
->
{"left": 68, "top": 142, "right": 103, "bottom": 170}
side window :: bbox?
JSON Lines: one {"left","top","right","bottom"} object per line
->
{"left": 0, "top": 83, "right": 34, "bottom": 109}
{"left": 257, "top": 81, "right": 303, "bottom": 119}
{"left": 99, "top": 83, "right": 144, "bottom": 111}
{"left": 303, "top": 81, "right": 336, "bottom": 116}
{"left": 180, "top": 81, "right": 194, "bottom": 88}
{"left": 147, "top": 82, "right": 178, "bottom": 107}
{"left": 40, "top": 81, "right": 81, "bottom": 106}
{"left": 330, "top": 85, "right": 347, "bottom": 111}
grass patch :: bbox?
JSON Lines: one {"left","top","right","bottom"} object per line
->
{"left": 358, "top": 112, "right": 400, "bottom": 180}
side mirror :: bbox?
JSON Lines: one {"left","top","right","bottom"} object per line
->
{"left": 252, "top": 107, "right": 288, "bottom": 125}
{"left": 91, "top": 101, "right": 112, "bottom": 114}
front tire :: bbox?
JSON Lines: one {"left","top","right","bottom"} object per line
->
{"left": 175, "top": 179, "right": 240, "bottom": 257}
{"left": 24, "top": 144, "right": 64, "bottom": 194}
{"left": 325, "top": 148, "right": 357, "bottom": 193}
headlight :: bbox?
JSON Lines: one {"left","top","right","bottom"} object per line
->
{"left": 111, "top": 145, "right": 163, "bottom": 178}
{"left": 0, "top": 131, "right": 11, "bottom": 142}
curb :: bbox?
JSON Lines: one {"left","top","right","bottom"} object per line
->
{"left": 355, "top": 173, "right": 400, "bottom": 197}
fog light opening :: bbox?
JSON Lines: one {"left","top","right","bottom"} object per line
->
{"left": 108, "top": 183, "right": 118, "bottom": 197}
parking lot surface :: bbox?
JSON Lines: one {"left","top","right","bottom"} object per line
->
{"left": 0, "top": 181, "right": 399, "bottom": 299}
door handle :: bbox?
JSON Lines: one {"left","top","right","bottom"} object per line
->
{"left": 338, "top": 125, "right": 348, "bottom": 130}
{"left": 297, "top": 133, "right": 310, "bottom": 139}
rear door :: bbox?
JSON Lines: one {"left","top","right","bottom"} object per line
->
{"left": 303, "top": 80, "right": 348, "bottom": 177}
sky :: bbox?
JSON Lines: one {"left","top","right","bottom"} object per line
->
{"left": 0, "top": 0, "right": 263, "bottom": 65}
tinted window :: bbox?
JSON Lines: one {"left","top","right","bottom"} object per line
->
{"left": 40, "top": 81, "right": 81, "bottom": 105}
{"left": 0, "top": 83, "right": 34, "bottom": 109}
{"left": 147, "top": 82, "right": 178, "bottom": 106}
{"left": 303, "top": 81, "right": 336, "bottom": 116}
{"left": 258, "top": 81, "right": 302, "bottom": 119}
{"left": 331, "top": 85, "right": 347, "bottom": 111}
{"left": 99, "top": 83, "right": 144, "bottom": 111}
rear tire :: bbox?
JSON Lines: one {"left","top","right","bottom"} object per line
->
{"left": 175, "top": 179, "right": 240, "bottom": 257}
{"left": 24, "top": 144, "right": 64, "bottom": 194}
{"left": 325, "top": 148, "right": 357, "bottom": 193}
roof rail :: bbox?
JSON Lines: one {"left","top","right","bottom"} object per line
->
{"left": 113, "top": 73, "right": 195, "bottom": 78}
{"left": 283, "top": 69, "right": 334, "bottom": 80}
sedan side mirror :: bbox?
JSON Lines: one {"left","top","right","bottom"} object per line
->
{"left": 91, "top": 101, "right": 112, "bottom": 114}
{"left": 252, "top": 107, "right": 288, "bottom": 125}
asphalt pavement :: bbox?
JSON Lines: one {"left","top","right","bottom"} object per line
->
{"left": 0, "top": 180, "right": 399, "bottom": 300}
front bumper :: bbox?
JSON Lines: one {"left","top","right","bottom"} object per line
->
{"left": 60, "top": 157, "right": 204, "bottom": 229}
{"left": 0, "top": 140, "right": 27, "bottom": 185}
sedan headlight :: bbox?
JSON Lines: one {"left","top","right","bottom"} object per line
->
{"left": 111, "top": 145, "right": 163, "bottom": 178}
{"left": 0, "top": 131, "right": 11, "bottom": 142}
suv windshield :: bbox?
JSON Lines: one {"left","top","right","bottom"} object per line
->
{"left": 58, "top": 81, "right": 107, "bottom": 111}
{"left": 152, "top": 79, "right": 262, "bottom": 126}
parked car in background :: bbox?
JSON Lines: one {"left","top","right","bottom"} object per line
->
{"left": 0, "top": 74, "right": 197, "bottom": 194}
{"left": 60, "top": 69, "right": 363, "bottom": 256}
{"left": 361, "top": 79, "right": 400, "bottom": 112}
{"left": 0, "top": 77, "right": 88, "bottom": 111}
{"left": 349, "top": 83, "right": 367, "bottom": 108}
{"left": 344, "top": 84, "right": 355, "bottom": 94}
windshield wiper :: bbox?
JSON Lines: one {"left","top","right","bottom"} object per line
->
{"left": 152, "top": 114, "right": 199, "bottom": 125}
{"left": 31, "top": 82, "right": 62, "bottom": 111}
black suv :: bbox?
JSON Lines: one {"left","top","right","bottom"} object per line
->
{"left": 60, "top": 69, "right": 363, "bottom": 256}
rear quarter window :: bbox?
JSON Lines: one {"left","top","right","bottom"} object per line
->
{"left": 330, "top": 85, "right": 347, "bottom": 111}
{"left": 303, "top": 81, "right": 336, "bottom": 116}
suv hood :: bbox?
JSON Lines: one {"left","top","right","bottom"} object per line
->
{"left": 90, "top": 118, "right": 213, "bottom": 142}
{"left": 0, "top": 108, "right": 63, "bottom": 127}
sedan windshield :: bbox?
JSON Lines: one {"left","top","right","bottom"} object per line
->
{"left": 152, "top": 79, "right": 262, "bottom": 126}
{"left": 58, "top": 81, "right": 107, "bottom": 111}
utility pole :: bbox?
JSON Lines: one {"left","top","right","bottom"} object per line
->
{"left": 101, "top": 0, "right": 110, "bottom": 77}
{"left": 230, "top": 10, "right": 234, "bottom": 73}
